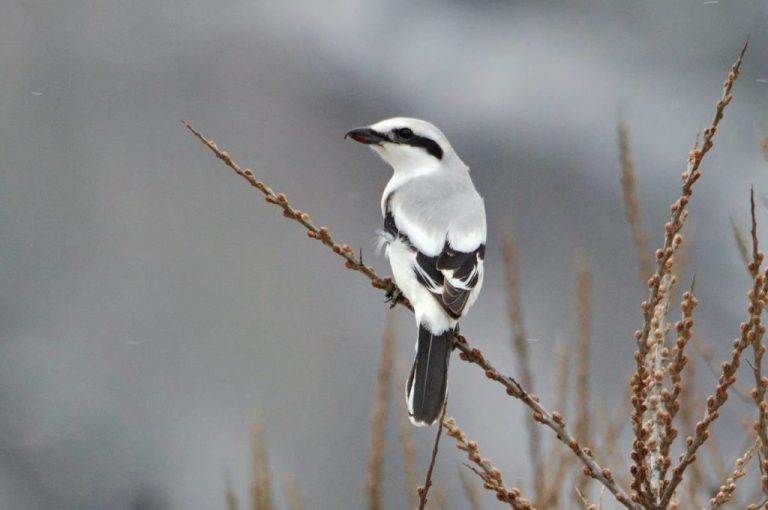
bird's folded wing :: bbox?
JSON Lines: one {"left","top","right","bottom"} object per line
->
{"left": 414, "top": 243, "right": 485, "bottom": 319}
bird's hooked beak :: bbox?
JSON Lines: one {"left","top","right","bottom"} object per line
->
{"left": 344, "top": 127, "right": 388, "bottom": 145}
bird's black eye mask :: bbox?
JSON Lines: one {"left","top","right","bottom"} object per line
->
{"left": 391, "top": 128, "right": 444, "bottom": 160}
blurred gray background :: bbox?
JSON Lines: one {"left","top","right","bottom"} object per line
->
{"left": 1, "top": 1, "right": 767, "bottom": 508}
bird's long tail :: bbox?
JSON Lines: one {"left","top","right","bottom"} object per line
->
{"left": 406, "top": 323, "right": 453, "bottom": 426}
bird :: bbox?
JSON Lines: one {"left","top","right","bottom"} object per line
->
{"left": 346, "top": 117, "right": 486, "bottom": 426}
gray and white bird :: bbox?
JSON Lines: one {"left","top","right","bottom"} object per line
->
{"left": 346, "top": 117, "right": 486, "bottom": 426}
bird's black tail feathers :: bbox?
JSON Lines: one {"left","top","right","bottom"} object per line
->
{"left": 406, "top": 324, "right": 454, "bottom": 426}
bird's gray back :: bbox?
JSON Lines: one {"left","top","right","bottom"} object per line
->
{"left": 387, "top": 171, "right": 486, "bottom": 256}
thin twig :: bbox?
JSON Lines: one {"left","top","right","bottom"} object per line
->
{"left": 690, "top": 335, "right": 753, "bottom": 403}
{"left": 459, "top": 468, "right": 485, "bottom": 510}
{"left": 575, "top": 487, "right": 597, "bottom": 510}
{"left": 706, "top": 440, "right": 757, "bottom": 509}
{"left": 444, "top": 417, "right": 535, "bottom": 509}
{"left": 454, "top": 336, "right": 639, "bottom": 509}
{"left": 731, "top": 215, "right": 752, "bottom": 270}
{"left": 366, "top": 311, "right": 396, "bottom": 510}
{"left": 747, "top": 188, "right": 768, "bottom": 495}
{"left": 658, "top": 279, "right": 698, "bottom": 485}
{"left": 184, "top": 122, "right": 406, "bottom": 306}
{"left": 677, "top": 357, "right": 705, "bottom": 508}
{"left": 417, "top": 402, "right": 448, "bottom": 510}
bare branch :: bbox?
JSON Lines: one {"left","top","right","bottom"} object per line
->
{"left": 454, "top": 337, "right": 639, "bottom": 509}
{"left": 184, "top": 123, "right": 405, "bottom": 306}
{"left": 690, "top": 336, "right": 753, "bottom": 403}
{"left": 706, "top": 440, "right": 757, "bottom": 509}
{"left": 417, "top": 402, "right": 448, "bottom": 510}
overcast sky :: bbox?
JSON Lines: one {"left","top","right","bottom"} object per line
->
{"left": 1, "top": 1, "right": 767, "bottom": 509}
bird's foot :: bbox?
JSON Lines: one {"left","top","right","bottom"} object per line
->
{"left": 452, "top": 327, "right": 463, "bottom": 350}
{"left": 385, "top": 285, "right": 404, "bottom": 308}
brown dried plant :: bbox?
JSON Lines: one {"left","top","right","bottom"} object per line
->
{"left": 397, "top": 366, "right": 419, "bottom": 509}
{"left": 225, "top": 469, "right": 239, "bottom": 510}
{"left": 366, "top": 311, "right": 397, "bottom": 510}
{"left": 417, "top": 402, "right": 448, "bottom": 510}
{"left": 501, "top": 232, "right": 544, "bottom": 497}
{"left": 198, "top": 41, "right": 759, "bottom": 510}
{"left": 444, "top": 417, "right": 535, "bottom": 509}
{"left": 251, "top": 426, "right": 273, "bottom": 510}
{"left": 283, "top": 479, "right": 304, "bottom": 510}
{"left": 619, "top": 119, "right": 653, "bottom": 284}
{"left": 459, "top": 468, "right": 486, "bottom": 510}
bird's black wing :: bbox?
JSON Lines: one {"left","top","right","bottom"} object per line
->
{"left": 413, "top": 242, "right": 485, "bottom": 319}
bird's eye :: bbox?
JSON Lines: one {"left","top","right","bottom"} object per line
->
{"left": 395, "top": 128, "right": 414, "bottom": 140}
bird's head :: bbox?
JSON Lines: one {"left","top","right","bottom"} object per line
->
{"left": 345, "top": 117, "right": 462, "bottom": 173}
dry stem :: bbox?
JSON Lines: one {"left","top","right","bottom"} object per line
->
{"left": 690, "top": 336, "right": 753, "bottom": 403}
{"left": 417, "top": 402, "right": 448, "bottom": 510}
{"left": 501, "top": 232, "right": 544, "bottom": 497}
{"left": 184, "top": 123, "right": 404, "bottom": 305}
{"left": 444, "top": 417, "right": 535, "bottom": 509}
{"left": 575, "top": 253, "right": 592, "bottom": 447}
{"left": 251, "top": 426, "right": 273, "bottom": 510}
{"left": 628, "top": 41, "right": 748, "bottom": 508}
{"left": 539, "top": 343, "right": 574, "bottom": 508}
{"left": 706, "top": 441, "right": 757, "bottom": 509}
{"left": 397, "top": 366, "right": 419, "bottom": 508}
{"left": 459, "top": 468, "right": 485, "bottom": 510}
{"left": 454, "top": 335, "right": 639, "bottom": 509}
{"left": 619, "top": 119, "right": 653, "bottom": 284}
{"left": 225, "top": 469, "right": 239, "bottom": 510}
{"left": 747, "top": 188, "right": 768, "bottom": 494}
{"left": 284, "top": 479, "right": 305, "bottom": 510}
{"left": 660, "top": 185, "right": 764, "bottom": 509}
{"left": 366, "top": 311, "right": 397, "bottom": 510}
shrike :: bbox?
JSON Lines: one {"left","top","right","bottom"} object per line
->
{"left": 346, "top": 117, "right": 486, "bottom": 426}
